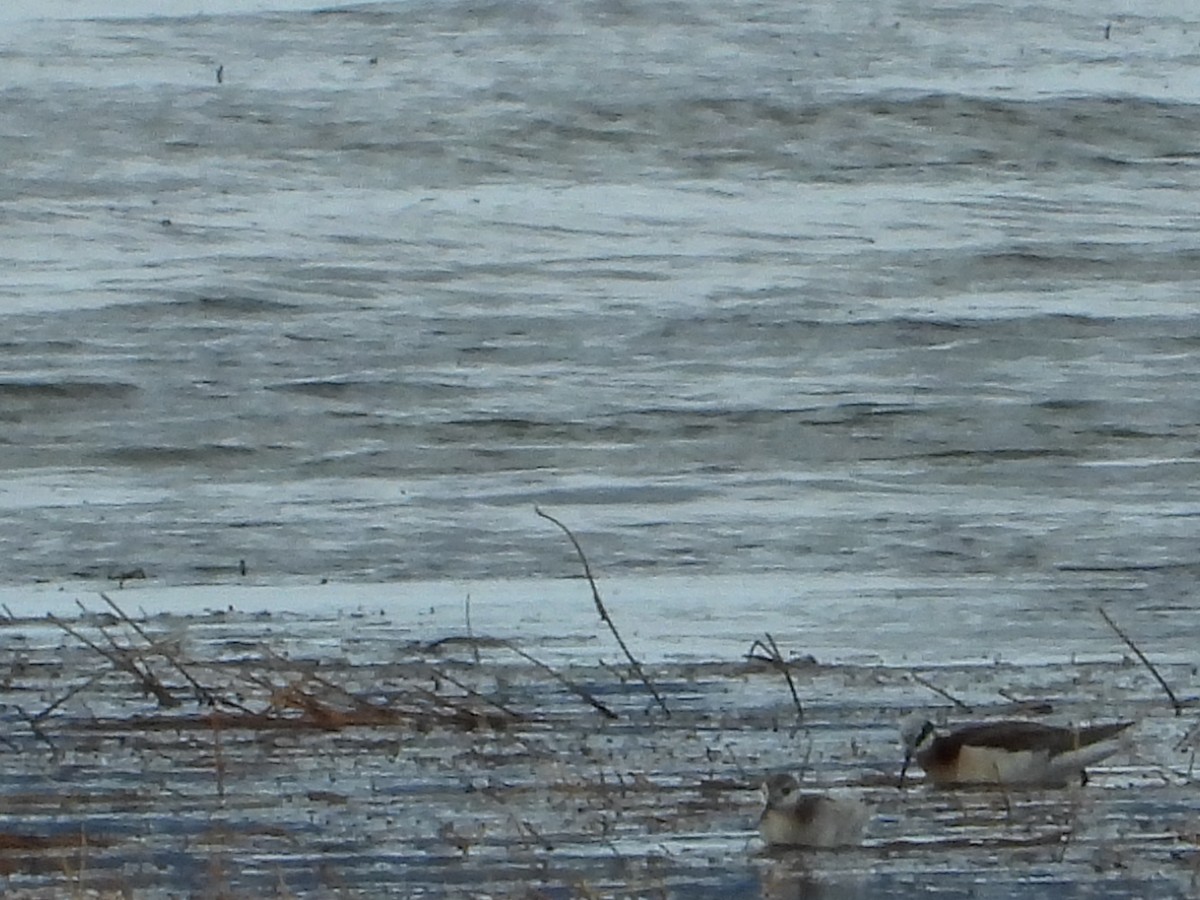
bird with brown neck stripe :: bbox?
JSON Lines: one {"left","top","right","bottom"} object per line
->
{"left": 899, "top": 715, "right": 1135, "bottom": 788}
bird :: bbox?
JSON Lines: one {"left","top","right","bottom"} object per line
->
{"left": 758, "top": 773, "right": 870, "bottom": 848}
{"left": 898, "top": 714, "right": 1135, "bottom": 788}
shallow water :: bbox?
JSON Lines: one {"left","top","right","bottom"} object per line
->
{"left": 0, "top": 585, "right": 1196, "bottom": 898}
{"left": 1, "top": 0, "right": 1199, "bottom": 895}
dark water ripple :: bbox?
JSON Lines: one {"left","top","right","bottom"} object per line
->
{"left": 1, "top": 298, "right": 1197, "bottom": 590}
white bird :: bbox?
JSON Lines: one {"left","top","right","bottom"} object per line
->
{"left": 758, "top": 773, "right": 869, "bottom": 848}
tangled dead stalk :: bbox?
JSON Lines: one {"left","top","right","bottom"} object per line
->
{"left": 100, "top": 593, "right": 218, "bottom": 706}
{"left": 47, "top": 612, "right": 179, "bottom": 709}
{"left": 42, "top": 598, "right": 522, "bottom": 736}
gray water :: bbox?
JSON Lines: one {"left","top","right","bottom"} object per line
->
{"left": 3, "top": 1, "right": 1200, "bottom": 595}
{"left": 3, "top": 3, "right": 1200, "bottom": 898}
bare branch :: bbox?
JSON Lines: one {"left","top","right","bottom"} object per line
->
{"left": 535, "top": 507, "right": 669, "bottom": 716}
{"left": 502, "top": 641, "right": 618, "bottom": 720}
{"left": 1099, "top": 606, "right": 1182, "bottom": 716}
{"left": 909, "top": 671, "right": 973, "bottom": 712}
{"left": 747, "top": 634, "right": 804, "bottom": 721}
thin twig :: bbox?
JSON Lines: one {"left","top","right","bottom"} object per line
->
{"left": 996, "top": 688, "right": 1053, "bottom": 716}
{"left": 464, "top": 594, "right": 480, "bottom": 666}
{"left": 747, "top": 634, "right": 804, "bottom": 721}
{"left": 768, "top": 634, "right": 803, "bottom": 719}
{"left": 33, "top": 669, "right": 111, "bottom": 722}
{"left": 794, "top": 734, "right": 814, "bottom": 783}
{"left": 535, "top": 507, "right": 669, "bottom": 716}
{"left": 1099, "top": 606, "right": 1182, "bottom": 716}
{"left": 405, "top": 683, "right": 494, "bottom": 728}
{"left": 909, "top": 671, "right": 973, "bottom": 712}
{"left": 1175, "top": 718, "right": 1200, "bottom": 753}
{"left": 67, "top": 825, "right": 89, "bottom": 895}
{"left": 517, "top": 819, "right": 554, "bottom": 852}
{"left": 93, "top": 617, "right": 193, "bottom": 699}
{"left": 424, "top": 663, "right": 524, "bottom": 721}
{"left": 502, "top": 641, "right": 619, "bottom": 720}
{"left": 14, "top": 705, "right": 58, "bottom": 756}
{"left": 211, "top": 706, "right": 226, "bottom": 802}
{"left": 596, "top": 657, "right": 630, "bottom": 684}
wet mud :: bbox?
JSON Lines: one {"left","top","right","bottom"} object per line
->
{"left": 0, "top": 594, "right": 1196, "bottom": 898}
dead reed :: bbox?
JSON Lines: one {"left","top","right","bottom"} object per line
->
{"left": 535, "top": 507, "right": 669, "bottom": 716}
{"left": 1098, "top": 605, "right": 1183, "bottom": 716}
{"left": 745, "top": 633, "right": 804, "bottom": 720}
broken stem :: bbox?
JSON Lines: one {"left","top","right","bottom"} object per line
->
{"left": 1098, "top": 606, "right": 1182, "bottom": 716}
{"left": 748, "top": 634, "right": 804, "bottom": 721}
{"left": 535, "top": 507, "right": 669, "bottom": 716}
{"left": 502, "top": 641, "right": 619, "bottom": 720}
{"left": 909, "top": 671, "right": 973, "bottom": 713}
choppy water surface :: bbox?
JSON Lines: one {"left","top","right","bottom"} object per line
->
{"left": 1, "top": 0, "right": 1199, "bottom": 895}
{"left": 3, "top": 0, "right": 1200, "bottom": 591}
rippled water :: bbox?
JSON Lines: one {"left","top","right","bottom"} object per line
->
{"left": 1, "top": 3, "right": 1199, "bottom": 894}
{"left": 4, "top": 0, "right": 1200, "bottom": 594}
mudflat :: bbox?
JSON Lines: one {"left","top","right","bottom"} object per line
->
{"left": 0, "top": 579, "right": 1194, "bottom": 898}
